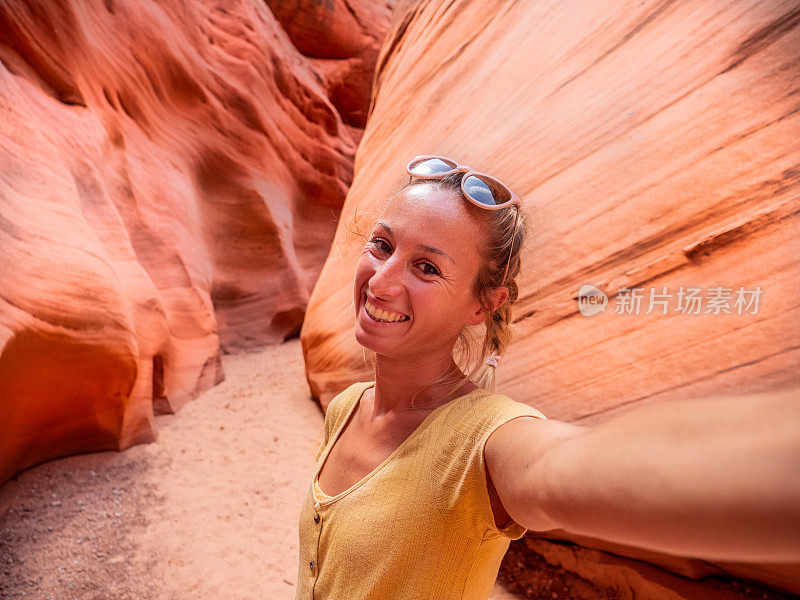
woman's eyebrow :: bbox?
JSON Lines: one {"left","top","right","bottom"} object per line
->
{"left": 375, "top": 221, "right": 455, "bottom": 264}
{"left": 417, "top": 243, "right": 455, "bottom": 265}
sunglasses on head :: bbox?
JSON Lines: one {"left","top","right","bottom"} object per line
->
{"left": 406, "top": 155, "right": 521, "bottom": 287}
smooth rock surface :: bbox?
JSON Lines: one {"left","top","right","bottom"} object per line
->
{"left": 0, "top": 0, "right": 391, "bottom": 484}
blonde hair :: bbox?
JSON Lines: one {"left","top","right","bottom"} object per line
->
{"left": 350, "top": 172, "right": 526, "bottom": 405}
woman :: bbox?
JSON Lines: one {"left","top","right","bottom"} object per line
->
{"left": 295, "top": 156, "right": 799, "bottom": 600}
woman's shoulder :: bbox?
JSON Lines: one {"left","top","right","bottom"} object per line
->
{"left": 468, "top": 388, "right": 548, "bottom": 422}
{"left": 326, "top": 381, "right": 375, "bottom": 422}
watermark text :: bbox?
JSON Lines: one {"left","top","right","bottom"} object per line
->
{"left": 577, "top": 285, "right": 763, "bottom": 317}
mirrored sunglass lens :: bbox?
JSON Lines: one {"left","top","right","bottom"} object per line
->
{"left": 463, "top": 175, "right": 499, "bottom": 205}
{"left": 410, "top": 158, "right": 455, "bottom": 176}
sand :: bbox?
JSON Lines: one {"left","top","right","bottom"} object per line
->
{"left": 1, "top": 340, "right": 325, "bottom": 599}
{"left": 0, "top": 339, "right": 517, "bottom": 599}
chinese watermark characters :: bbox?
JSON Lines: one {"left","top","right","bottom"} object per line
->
{"left": 577, "top": 284, "right": 763, "bottom": 317}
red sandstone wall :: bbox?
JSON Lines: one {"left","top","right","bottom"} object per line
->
{"left": 300, "top": 0, "right": 800, "bottom": 596}
{"left": 302, "top": 1, "right": 800, "bottom": 410}
{"left": 0, "top": 0, "right": 391, "bottom": 485}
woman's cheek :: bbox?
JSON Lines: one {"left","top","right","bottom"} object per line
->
{"left": 353, "top": 258, "right": 370, "bottom": 299}
{"left": 354, "top": 251, "right": 374, "bottom": 277}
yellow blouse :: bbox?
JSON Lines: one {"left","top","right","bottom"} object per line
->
{"left": 295, "top": 381, "right": 547, "bottom": 600}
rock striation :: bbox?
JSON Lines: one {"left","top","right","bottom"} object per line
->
{"left": 0, "top": 0, "right": 391, "bottom": 485}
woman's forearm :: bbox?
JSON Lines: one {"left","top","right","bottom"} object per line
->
{"left": 530, "top": 386, "right": 800, "bottom": 562}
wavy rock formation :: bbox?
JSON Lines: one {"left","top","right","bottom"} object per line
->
{"left": 301, "top": 0, "right": 800, "bottom": 596}
{"left": 0, "top": 0, "right": 391, "bottom": 485}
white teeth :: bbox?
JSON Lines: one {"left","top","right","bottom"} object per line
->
{"left": 365, "top": 299, "right": 408, "bottom": 323}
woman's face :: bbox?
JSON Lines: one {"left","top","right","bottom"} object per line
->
{"left": 353, "top": 183, "right": 491, "bottom": 359}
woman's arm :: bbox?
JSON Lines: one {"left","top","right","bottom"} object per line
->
{"left": 485, "top": 386, "right": 800, "bottom": 562}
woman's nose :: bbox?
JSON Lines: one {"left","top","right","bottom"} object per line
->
{"left": 370, "top": 255, "right": 404, "bottom": 297}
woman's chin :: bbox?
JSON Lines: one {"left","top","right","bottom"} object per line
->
{"left": 355, "top": 325, "right": 404, "bottom": 357}
{"left": 355, "top": 327, "right": 387, "bottom": 353}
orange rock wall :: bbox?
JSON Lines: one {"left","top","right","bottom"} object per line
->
{"left": 300, "top": 0, "right": 800, "bottom": 595}
{"left": 0, "top": 0, "right": 391, "bottom": 485}
{"left": 302, "top": 0, "right": 800, "bottom": 411}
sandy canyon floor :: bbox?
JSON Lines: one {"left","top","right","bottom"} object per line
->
{"left": 0, "top": 339, "right": 518, "bottom": 600}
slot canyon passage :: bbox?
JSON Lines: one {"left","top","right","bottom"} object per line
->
{"left": 1, "top": 0, "right": 799, "bottom": 599}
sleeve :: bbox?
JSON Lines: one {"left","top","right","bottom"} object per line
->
{"left": 479, "top": 399, "right": 547, "bottom": 539}
{"left": 431, "top": 393, "right": 547, "bottom": 540}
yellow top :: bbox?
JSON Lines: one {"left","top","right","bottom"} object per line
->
{"left": 295, "top": 381, "right": 547, "bottom": 600}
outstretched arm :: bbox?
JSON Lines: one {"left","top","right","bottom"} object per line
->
{"left": 485, "top": 386, "right": 800, "bottom": 562}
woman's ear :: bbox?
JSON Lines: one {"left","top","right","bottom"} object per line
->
{"left": 466, "top": 286, "right": 509, "bottom": 326}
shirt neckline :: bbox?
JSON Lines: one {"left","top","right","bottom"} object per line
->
{"left": 313, "top": 382, "right": 485, "bottom": 505}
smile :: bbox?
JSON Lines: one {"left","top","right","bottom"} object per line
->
{"left": 364, "top": 297, "right": 410, "bottom": 323}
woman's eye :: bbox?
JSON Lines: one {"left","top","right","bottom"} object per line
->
{"left": 368, "top": 238, "right": 438, "bottom": 276}
{"left": 419, "top": 262, "right": 440, "bottom": 276}
{"left": 369, "top": 237, "right": 391, "bottom": 253}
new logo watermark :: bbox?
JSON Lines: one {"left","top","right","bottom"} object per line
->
{"left": 577, "top": 284, "right": 608, "bottom": 316}
{"left": 577, "top": 285, "right": 762, "bottom": 316}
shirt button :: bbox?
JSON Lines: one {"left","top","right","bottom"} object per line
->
{"left": 309, "top": 560, "right": 315, "bottom": 571}
{"left": 314, "top": 514, "right": 320, "bottom": 523}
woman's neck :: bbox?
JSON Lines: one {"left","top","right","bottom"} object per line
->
{"left": 370, "top": 349, "right": 476, "bottom": 419}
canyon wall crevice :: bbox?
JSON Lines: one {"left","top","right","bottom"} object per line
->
{"left": 0, "top": 0, "right": 392, "bottom": 484}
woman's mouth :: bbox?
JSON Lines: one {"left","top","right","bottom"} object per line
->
{"left": 363, "top": 297, "right": 410, "bottom": 324}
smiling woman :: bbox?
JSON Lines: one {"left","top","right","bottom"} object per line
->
{"left": 354, "top": 159, "right": 524, "bottom": 398}
{"left": 354, "top": 182, "right": 498, "bottom": 374}
{"left": 294, "top": 156, "right": 800, "bottom": 600}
